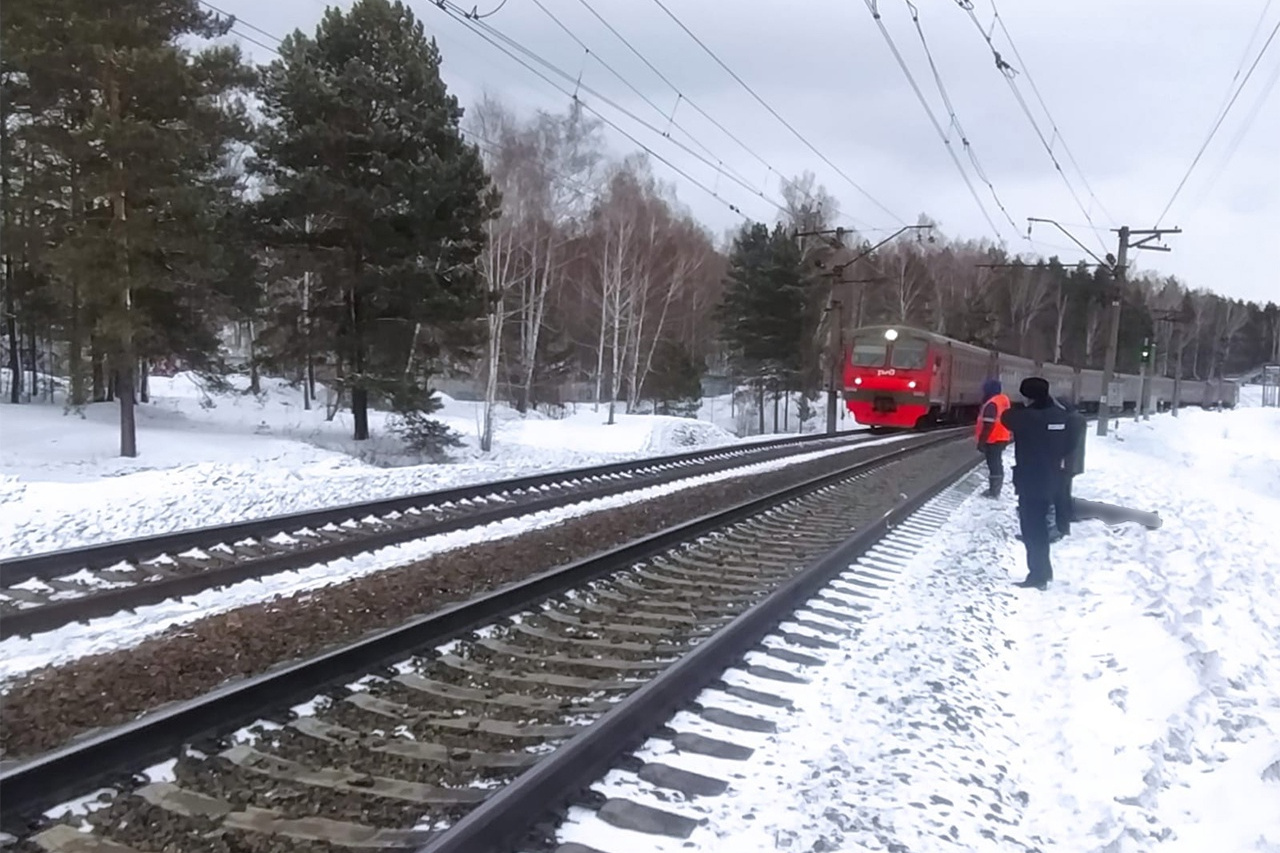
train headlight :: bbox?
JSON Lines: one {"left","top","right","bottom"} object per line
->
{"left": 884, "top": 328, "right": 899, "bottom": 341}
{"left": 854, "top": 377, "right": 862, "bottom": 385}
{"left": 908, "top": 380, "right": 917, "bottom": 389}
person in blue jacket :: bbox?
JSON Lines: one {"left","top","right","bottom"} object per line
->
{"left": 1000, "top": 377, "right": 1070, "bottom": 590}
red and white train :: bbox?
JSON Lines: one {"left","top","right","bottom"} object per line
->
{"left": 842, "top": 324, "right": 1239, "bottom": 430}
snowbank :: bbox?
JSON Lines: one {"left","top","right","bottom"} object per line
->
{"left": 0, "top": 372, "right": 743, "bottom": 556}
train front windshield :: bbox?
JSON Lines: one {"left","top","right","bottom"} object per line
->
{"left": 850, "top": 334, "right": 928, "bottom": 369}
{"left": 851, "top": 340, "right": 888, "bottom": 366}
{"left": 889, "top": 337, "right": 928, "bottom": 369}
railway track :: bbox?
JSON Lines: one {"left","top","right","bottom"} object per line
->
{"left": 3, "top": 430, "right": 976, "bottom": 853}
{"left": 0, "top": 430, "right": 878, "bottom": 640}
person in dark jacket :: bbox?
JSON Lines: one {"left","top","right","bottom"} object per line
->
{"left": 1053, "top": 396, "right": 1088, "bottom": 537}
{"left": 1000, "top": 377, "right": 1070, "bottom": 590}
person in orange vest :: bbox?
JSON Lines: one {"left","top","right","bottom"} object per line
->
{"left": 976, "top": 379, "right": 1012, "bottom": 497}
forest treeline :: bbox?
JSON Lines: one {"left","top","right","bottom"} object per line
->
{"left": 3, "top": 0, "right": 1276, "bottom": 455}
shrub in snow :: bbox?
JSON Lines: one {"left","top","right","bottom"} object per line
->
{"left": 389, "top": 410, "right": 463, "bottom": 459}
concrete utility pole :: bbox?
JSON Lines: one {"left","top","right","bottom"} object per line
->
{"left": 1096, "top": 226, "right": 1182, "bottom": 435}
{"left": 1027, "top": 218, "right": 1182, "bottom": 437}
{"left": 824, "top": 299, "right": 843, "bottom": 435}
{"left": 1171, "top": 322, "right": 1184, "bottom": 416}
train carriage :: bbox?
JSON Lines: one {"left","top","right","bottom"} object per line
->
{"left": 842, "top": 324, "right": 1238, "bottom": 429}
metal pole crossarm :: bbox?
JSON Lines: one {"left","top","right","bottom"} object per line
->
{"left": 1026, "top": 217, "right": 1113, "bottom": 269}
{"left": 832, "top": 225, "right": 932, "bottom": 275}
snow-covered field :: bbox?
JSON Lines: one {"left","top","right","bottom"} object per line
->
{"left": 559, "top": 391, "right": 1280, "bottom": 852}
{"left": 1, "top": 373, "right": 833, "bottom": 557}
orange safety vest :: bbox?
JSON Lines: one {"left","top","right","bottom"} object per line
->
{"left": 975, "top": 393, "right": 1012, "bottom": 443}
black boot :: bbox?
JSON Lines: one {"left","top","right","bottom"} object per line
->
{"left": 983, "top": 476, "right": 1003, "bottom": 498}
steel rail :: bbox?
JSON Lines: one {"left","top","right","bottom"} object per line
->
{"left": 1, "top": 430, "right": 868, "bottom": 581}
{"left": 0, "top": 431, "right": 880, "bottom": 640}
{"left": 0, "top": 429, "right": 965, "bottom": 835}
{"left": 417, "top": 448, "right": 980, "bottom": 853}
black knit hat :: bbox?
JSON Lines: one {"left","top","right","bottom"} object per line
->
{"left": 1020, "top": 377, "right": 1050, "bottom": 402}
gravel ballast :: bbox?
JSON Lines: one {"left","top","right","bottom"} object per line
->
{"left": 1, "top": 437, "right": 972, "bottom": 760}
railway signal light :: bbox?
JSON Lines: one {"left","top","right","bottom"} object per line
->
{"left": 1140, "top": 337, "right": 1152, "bottom": 364}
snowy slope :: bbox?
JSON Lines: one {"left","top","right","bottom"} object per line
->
{"left": 558, "top": 403, "right": 1280, "bottom": 853}
{"left": 0, "top": 373, "right": 743, "bottom": 556}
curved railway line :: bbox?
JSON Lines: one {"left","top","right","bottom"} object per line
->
{"left": 3, "top": 430, "right": 978, "bottom": 853}
{"left": 0, "top": 430, "right": 879, "bottom": 640}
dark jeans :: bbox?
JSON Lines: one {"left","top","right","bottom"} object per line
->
{"left": 982, "top": 442, "right": 1007, "bottom": 479}
{"left": 1017, "top": 496, "right": 1054, "bottom": 583}
{"left": 1054, "top": 474, "right": 1074, "bottom": 535}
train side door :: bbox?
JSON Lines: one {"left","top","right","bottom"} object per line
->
{"left": 940, "top": 344, "right": 953, "bottom": 410}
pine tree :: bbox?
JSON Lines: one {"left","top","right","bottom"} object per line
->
{"left": 3, "top": 0, "right": 255, "bottom": 454}
{"left": 252, "top": 0, "right": 499, "bottom": 444}
{"left": 716, "top": 221, "right": 808, "bottom": 386}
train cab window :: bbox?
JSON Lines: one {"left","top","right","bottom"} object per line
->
{"left": 889, "top": 337, "right": 929, "bottom": 370}
{"left": 851, "top": 340, "right": 888, "bottom": 366}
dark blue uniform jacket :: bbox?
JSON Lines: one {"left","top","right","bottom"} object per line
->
{"left": 1000, "top": 400, "right": 1071, "bottom": 499}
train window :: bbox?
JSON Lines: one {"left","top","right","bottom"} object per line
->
{"left": 851, "top": 340, "right": 888, "bottom": 366}
{"left": 890, "top": 337, "right": 929, "bottom": 369}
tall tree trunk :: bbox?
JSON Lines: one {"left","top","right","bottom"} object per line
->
{"left": 92, "top": 339, "right": 106, "bottom": 402}
{"left": 139, "top": 360, "right": 149, "bottom": 403}
{"left": 4, "top": 285, "right": 18, "bottom": 404}
{"left": 106, "top": 53, "right": 137, "bottom": 457}
{"left": 248, "top": 320, "right": 260, "bottom": 394}
{"left": 757, "top": 382, "right": 765, "bottom": 434}
{"left": 593, "top": 244, "right": 608, "bottom": 414}
{"left": 69, "top": 281, "right": 86, "bottom": 405}
{"left": 28, "top": 323, "right": 38, "bottom": 401}
{"left": 346, "top": 252, "right": 370, "bottom": 441}
{"left": 1, "top": 82, "right": 17, "bottom": 404}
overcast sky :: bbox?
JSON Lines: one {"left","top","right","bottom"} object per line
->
{"left": 212, "top": 0, "right": 1278, "bottom": 305}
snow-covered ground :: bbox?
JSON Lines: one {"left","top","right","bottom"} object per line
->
{"left": 1, "top": 373, "right": 844, "bottom": 557}
{"left": 559, "top": 392, "right": 1280, "bottom": 852}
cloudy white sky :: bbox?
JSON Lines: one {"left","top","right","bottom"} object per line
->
{"left": 211, "top": 0, "right": 1278, "bottom": 305}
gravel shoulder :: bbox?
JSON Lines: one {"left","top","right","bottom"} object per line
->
{"left": 1, "top": 437, "right": 970, "bottom": 760}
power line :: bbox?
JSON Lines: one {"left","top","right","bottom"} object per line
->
{"left": 860, "top": 0, "right": 1006, "bottom": 243}
{"left": 1156, "top": 15, "right": 1280, "bottom": 225}
{"left": 985, "top": 0, "right": 1115, "bottom": 226}
{"left": 524, "top": 0, "right": 757, "bottom": 194}
{"left": 570, "top": 0, "right": 852, "bottom": 226}
{"left": 432, "top": 1, "right": 763, "bottom": 220}
{"left": 198, "top": 0, "right": 284, "bottom": 43}
{"left": 1211, "top": 0, "right": 1276, "bottom": 122}
{"left": 954, "top": 0, "right": 1112, "bottom": 256}
{"left": 647, "top": 0, "right": 905, "bottom": 225}
{"left": 903, "top": 1, "right": 1020, "bottom": 235}
{"left": 203, "top": 6, "right": 611, "bottom": 207}
{"left": 1193, "top": 54, "right": 1280, "bottom": 205}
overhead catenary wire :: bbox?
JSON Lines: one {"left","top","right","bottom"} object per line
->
{"left": 954, "top": 0, "right": 1112, "bottom": 256}
{"left": 570, "top": 0, "right": 845, "bottom": 225}
{"left": 199, "top": 5, "right": 607, "bottom": 206}
{"left": 524, "top": 0, "right": 758, "bottom": 194}
{"left": 984, "top": 0, "right": 1116, "bottom": 227}
{"left": 432, "top": 0, "right": 766, "bottom": 221}
{"left": 433, "top": 0, "right": 813, "bottom": 221}
{"left": 1156, "top": 14, "right": 1280, "bottom": 226}
{"left": 860, "top": 0, "right": 1006, "bottom": 244}
{"left": 1192, "top": 54, "right": 1280, "bottom": 207}
{"left": 903, "top": 1, "right": 1020, "bottom": 236}
{"left": 647, "top": 0, "right": 906, "bottom": 226}
{"left": 1209, "top": 0, "right": 1276, "bottom": 124}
